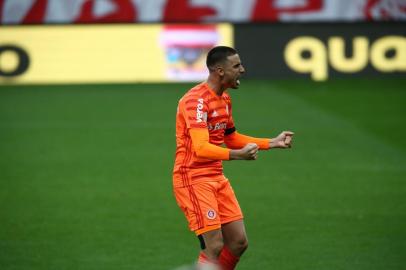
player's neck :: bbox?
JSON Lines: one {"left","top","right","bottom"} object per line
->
{"left": 206, "top": 77, "right": 226, "bottom": 96}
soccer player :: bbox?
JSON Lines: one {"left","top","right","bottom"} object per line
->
{"left": 173, "top": 46, "right": 294, "bottom": 270}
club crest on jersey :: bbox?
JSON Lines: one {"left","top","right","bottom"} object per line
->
{"left": 196, "top": 98, "right": 207, "bottom": 123}
{"left": 207, "top": 209, "right": 217, "bottom": 220}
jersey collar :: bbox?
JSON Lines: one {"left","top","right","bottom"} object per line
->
{"left": 204, "top": 82, "right": 227, "bottom": 100}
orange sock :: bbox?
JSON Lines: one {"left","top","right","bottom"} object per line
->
{"left": 198, "top": 252, "right": 219, "bottom": 269}
{"left": 218, "top": 246, "right": 239, "bottom": 270}
{"left": 198, "top": 252, "right": 209, "bottom": 263}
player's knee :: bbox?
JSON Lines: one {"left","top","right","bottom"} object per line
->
{"left": 207, "top": 239, "right": 224, "bottom": 257}
{"left": 231, "top": 237, "right": 248, "bottom": 255}
{"left": 198, "top": 232, "right": 224, "bottom": 258}
{"left": 240, "top": 238, "right": 248, "bottom": 253}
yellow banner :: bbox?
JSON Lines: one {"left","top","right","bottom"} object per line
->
{"left": 0, "top": 24, "right": 233, "bottom": 84}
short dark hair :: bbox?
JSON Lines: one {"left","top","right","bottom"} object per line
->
{"left": 206, "top": 46, "right": 237, "bottom": 70}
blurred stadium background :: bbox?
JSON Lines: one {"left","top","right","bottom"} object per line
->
{"left": 0, "top": 1, "right": 405, "bottom": 269}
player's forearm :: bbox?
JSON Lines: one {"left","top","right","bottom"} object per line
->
{"left": 194, "top": 141, "right": 230, "bottom": 160}
{"left": 190, "top": 128, "right": 230, "bottom": 160}
{"left": 193, "top": 137, "right": 258, "bottom": 161}
{"left": 224, "top": 131, "right": 270, "bottom": 150}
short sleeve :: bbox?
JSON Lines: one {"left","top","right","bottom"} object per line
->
{"left": 179, "top": 95, "right": 209, "bottom": 129}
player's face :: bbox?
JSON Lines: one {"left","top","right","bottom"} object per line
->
{"left": 222, "top": 54, "right": 245, "bottom": 89}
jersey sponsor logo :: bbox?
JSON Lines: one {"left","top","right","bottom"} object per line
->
{"left": 214, "top": 122, "right": 227, "bottom": 130}
{"left": 207, "top": 209, "right": 217, "bottom": 220}
{"left": 196, "top": 98, "right": 206, "bottom": 123}
{"left": 208, "top": 122, "right": 227, "bottom": 131}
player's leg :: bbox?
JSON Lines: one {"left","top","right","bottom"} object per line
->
{"left": 196, "top": 228, "right": 223, "bottom": 269}
{"left": 217, "top": 180, "right": 247, "bottom": 269}
{"left": 192, "top": 181, "right": 224, "bottom": 268}
{"left": 199, "top": 229, "right": 224, "bottom": 260}
{"left": 197, "top": 222, "right": 246, "bottom": 270}
{"left": 221, "top": 219, "right": 248, "bottom": 256}
{"left": 173, "top": 181, "right": 224, "bottom": 268}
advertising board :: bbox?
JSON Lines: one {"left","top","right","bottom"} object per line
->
{"left": 0, "top": 24, "right": 233, "bottom": 84}
{"left": 235, "top": 23, "right": 406, "bottom": 81}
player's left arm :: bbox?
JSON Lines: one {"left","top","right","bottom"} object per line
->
{"left": 224, "top": 129, "right": 294, "bottom": 149}
{"left": 268, "top": 131, "right": 294, "bottom": 149}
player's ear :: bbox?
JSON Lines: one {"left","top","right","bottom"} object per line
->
{"left": 216, "top": 65, "right": 225, "bottom": 76}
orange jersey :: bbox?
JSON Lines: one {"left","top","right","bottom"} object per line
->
{"left": 173, "top": 82, "right": 234, "bottom": 187}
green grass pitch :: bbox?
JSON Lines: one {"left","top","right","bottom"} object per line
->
{"left": 1, "top": 78, "right": 405, "bottom": 270}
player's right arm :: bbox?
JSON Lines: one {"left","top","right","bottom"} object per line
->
{"left": 179, "top": 93, "right": 257, "bottom": 161}
{"left": 189, "top": 128, "right": 258, "bottom": 160}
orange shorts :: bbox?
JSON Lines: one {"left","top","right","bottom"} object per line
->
{"left": 173, "top": 178, "right": 243, "bottom": 235}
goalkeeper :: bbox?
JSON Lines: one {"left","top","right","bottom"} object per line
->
{"left": 172, "top": 46, "right": 294, "bottom": 269}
